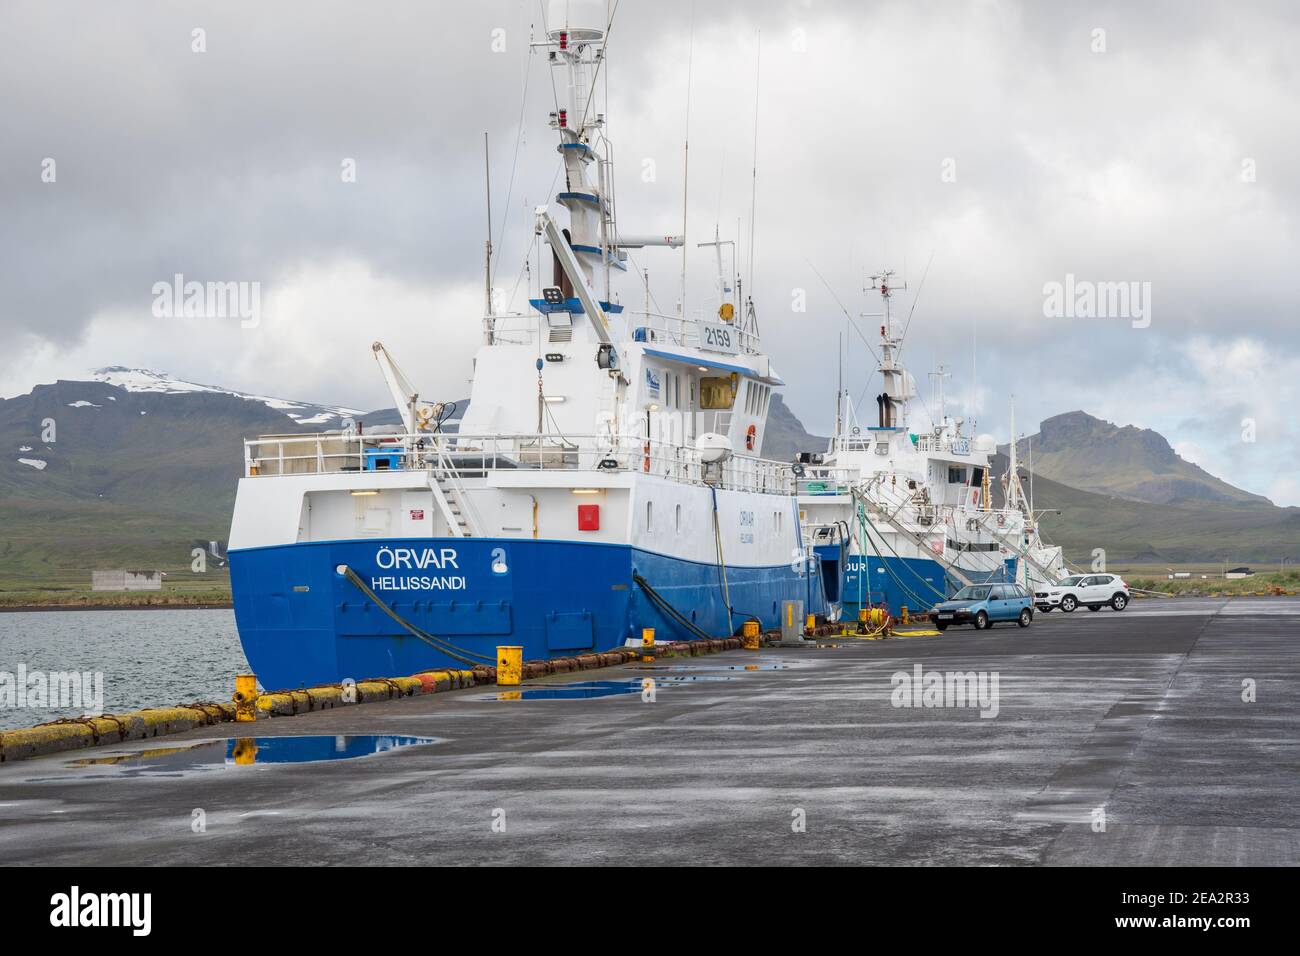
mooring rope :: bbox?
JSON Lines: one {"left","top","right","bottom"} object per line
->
{"left": 632, "top": 571, "right": 722, "bottom": 642}
{"left": 338, "top": 565, "right": 496, "bottom": 666}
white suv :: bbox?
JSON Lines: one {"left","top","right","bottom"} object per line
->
{"left": 1035, "top": 574, "right": 1130, "bottom": 613}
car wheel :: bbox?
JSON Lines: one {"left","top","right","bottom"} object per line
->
{"left": 1088, "top": 604, "right": 1101, "bottom": 612}
{"left": 973, "top": 610, "right": 989, "bottom": 630}
{"left": 1111, "top": 593, "right": 1128, "bottom": 611}
{"left": 1018, "top": 608, "right": 1031, "bottom": 628}
{"left": 1060, "top": 595, "right": 1077, "bottom": 612}
{"left": 935, "top": 622, "right": 947, "bottom": 631}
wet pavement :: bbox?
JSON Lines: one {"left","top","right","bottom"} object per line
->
{"left": 0, "top": 597, "right": 1295, "bottom": 865}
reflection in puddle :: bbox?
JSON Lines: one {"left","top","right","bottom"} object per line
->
{"left": 68, "top": 734, "right": 439, "bottom": 773}
{"left": 487, "top": 675, "right": 733, "bottom": 701}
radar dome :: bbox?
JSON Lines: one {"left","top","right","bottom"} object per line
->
{"left": 547, "top": 0, "right": 606, "bottom": 41}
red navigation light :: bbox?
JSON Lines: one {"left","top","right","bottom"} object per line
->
{"left": 558, "top": 108, "right": 567, "bottom": 127}
{"left": 559, "top": 31, "right": 568, "bottom": 50}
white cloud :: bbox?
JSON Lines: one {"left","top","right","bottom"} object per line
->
{"left": 3, "top": 0, "right": 1298, "bottom": 507}
{"left": 2, "top": 260, "right": 484, "bottom": 411}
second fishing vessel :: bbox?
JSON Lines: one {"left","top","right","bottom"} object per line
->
{"left": 797, "top": 273, "right": 1067, "bottom": 620}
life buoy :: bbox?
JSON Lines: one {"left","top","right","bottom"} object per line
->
{"left": 745, "top": 424, "right": 756, "bottom": 451}
{"left": 997, "top": 513, "right": 1006, "bottom": 527}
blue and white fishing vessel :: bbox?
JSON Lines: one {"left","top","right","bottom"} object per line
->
{"left": 797, "top": 273, "right": 1066, "bottom": 621}
{"left": 227, "top": 1, "right": 826, "bottom": 690}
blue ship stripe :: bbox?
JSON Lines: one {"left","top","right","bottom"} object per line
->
{"left": 230, "top": 537, "right": 827, "bottom": 689}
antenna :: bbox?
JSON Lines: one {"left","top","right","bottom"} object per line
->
{"left": 483, "top": 131, "right": 494, "bottom": 339}
{"left": 836, "top": 331, "right": 843, "bottom": 444}
{"left": 697, "top": 226, "right": 736, "bottom": 314}
{"left": 679, "top": 1, "right": 696, "bottom": 317}
{"left": 927, "top": 365, "right": 951, "bottom": 427}
{"left": 807, "top": 258, "right": 880, "bottom": 364}
{"left": 747, "top": 31, "right": 761, "bottom": 291}
{"left": 898, "top": 250, "right": 933, "bottom": 348}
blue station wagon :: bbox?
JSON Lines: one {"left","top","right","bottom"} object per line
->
{"left": 932, "top": 583, "right": 1034, "bottom": 631}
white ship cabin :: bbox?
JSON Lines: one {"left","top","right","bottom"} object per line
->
{"left": 230, "top": 0, "right": 797, "bottom": 561}
{"left": 466, "top": 301, "right": 782, "bottom": 470}
{"left": 231, "top": 305, "right": 795, "bottom": 556}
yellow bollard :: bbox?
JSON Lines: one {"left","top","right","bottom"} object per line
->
{"left": 742, "top": 619, "right": 760, "bottom": 651}
{"left": 642, "top": 627, "right": 656, "bottom": 662}
{"left": 857, "top": 607, "right": 869, "bottom": 634}
{"left": 233, "top": 674, "right": 258, "bottom": 723}
{"left": 497, "top": 646, "right": 523, "bottom": 686}
{"left": 805, "top": 613, "right": 816, "bottom": 636}
{"left": 900, "top": 605, "right": 909, "bottom": 625}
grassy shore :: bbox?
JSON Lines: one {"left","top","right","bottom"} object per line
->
{"left": 1126, "top": 568, "right": 1300, "bottom": 596}
{"left": 0, "top": 584, "right": 232, "bottom": 609}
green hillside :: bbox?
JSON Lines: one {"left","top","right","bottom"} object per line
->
{"left": 1007, "top": 410, "right": 1269, "bottom": 506}
{"left": 989, "top": 453, "right": 1300, "bottom": 564}
{"left": 3, "top": 377, "right": 1298, "bottom": 602}
{"left": 0, "top": 380, "right": 298, "bottom": 598}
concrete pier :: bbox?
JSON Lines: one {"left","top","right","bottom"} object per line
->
{"left": 0, "top": 598, "right": 1295, "bottom": 866}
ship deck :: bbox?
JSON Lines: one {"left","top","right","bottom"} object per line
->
{"left": 1, "top": 598, "right": 1296, "bottom": 866}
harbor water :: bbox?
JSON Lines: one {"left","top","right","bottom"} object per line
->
{"left": 0, "top": 609, "right": 248, "bottom": 731}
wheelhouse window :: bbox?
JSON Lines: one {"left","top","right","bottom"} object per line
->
{"left": 700, "top": 376, "right": 737, "bottom": 410}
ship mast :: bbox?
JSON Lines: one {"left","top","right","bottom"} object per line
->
{"left": 1005, "top": 396, "right": 1030, "bottom": 515}
{"left": 540, "top": 6, "right": 608, "bottom": 296}
{"left": 866, "top": 270, "right": 910, "bottom": 430}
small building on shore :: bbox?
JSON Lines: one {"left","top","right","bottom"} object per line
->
{"left": 91, "top": 570, "right": 163, "bottom": 591}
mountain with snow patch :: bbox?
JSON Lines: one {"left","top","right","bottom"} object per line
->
{"left": 91, "top": 366, "right": 364, "bottom": 427}
{"left": 1, "top": 369, "right": 1297, "bottom": 591}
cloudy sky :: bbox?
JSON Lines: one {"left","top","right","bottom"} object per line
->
{"left": 3, "top": 0, "right": 1298, "bottom": 503}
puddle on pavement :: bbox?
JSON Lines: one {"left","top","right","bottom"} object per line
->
{"left": 486, "top": 675, "right": 733, "bottom": 701}
{"left": 67, "top": 734, "right": 439, "bottom": 774}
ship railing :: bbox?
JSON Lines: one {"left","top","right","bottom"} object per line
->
{"left": 795, "top": 465, "right": 860, "bottom": 497}
{"left": 623, "top": 310, "right": 762, "bottom": 355}
{"left": 243, "top": 431, "right": 795, "bottom": 495}
{"left": 477, "top": 310, "right": 762, "bottom": 354}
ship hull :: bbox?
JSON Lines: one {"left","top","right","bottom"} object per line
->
{"left": 837, "top": 551, "right": 1018, "bottom": 617}
{"left": 230, "top": 536, "right": 825, "bottom": 689}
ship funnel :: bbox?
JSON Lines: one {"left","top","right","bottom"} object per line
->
{"left": 547, "top": 0, "right": 606, "bottom": 42}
